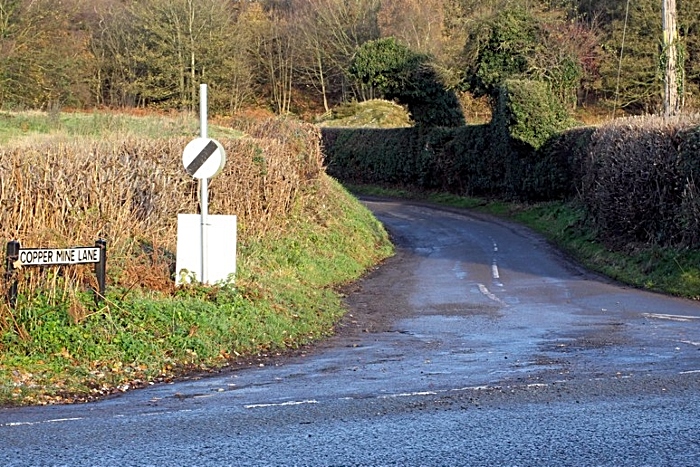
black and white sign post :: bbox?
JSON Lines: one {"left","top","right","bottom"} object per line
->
{"left": 181, "top": 84, "right": 226, "bottom": 284}
{"left": 178, "top": 84, "right": 232, "bottom": 285}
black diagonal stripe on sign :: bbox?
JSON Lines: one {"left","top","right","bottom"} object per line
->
{"left": 186, "top": 140, "right": 218, "bottom": 176}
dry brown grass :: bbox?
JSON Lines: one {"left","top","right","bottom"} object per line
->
{"left": 0, "top": 117, "right": 325, "bottom": 320}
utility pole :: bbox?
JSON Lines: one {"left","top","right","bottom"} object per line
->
{"left": 662, "top": 0, "right": 680, "bottom": 117}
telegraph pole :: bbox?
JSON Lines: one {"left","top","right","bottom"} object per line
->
{"left": 662, "top": 0, "right": 680, "bottom": 117}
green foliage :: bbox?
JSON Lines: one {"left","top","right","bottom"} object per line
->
{"left": 464, "top": 4, "right": 597, "bottom": 110}
{"left": 467, "top": 7, "right": 538, "bottom": 98}
{"left": 323, "top": 127, "right": 438, "bottom": 187}
{"left": 438, "top": 125, "right": 498, "bottom": 195}
{"left": 349, "top": 37, "right": 465, "bottom": 127}
{"left": 529, "top": 125, "right": 595, "bottom": 200}
{"left": 399, "top": 64, "right": 466, "bottom": 127}
{"left": 350, "top": 37, "right": 423, "bottom": 96}
{"left": 493, "top": 79, "right": 576, "bottom": 150}
{"left": 323, "top": 81, "right": 577, "bottom": 200}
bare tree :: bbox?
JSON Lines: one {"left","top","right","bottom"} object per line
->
{"left": 240, "top": 2, "right": 295, "bottom": 114}
{"left": 377, "top": 0, "right": 446, "bottom": 55}
{"left": 290, "top": 0, "right": 380, "bottom": 106}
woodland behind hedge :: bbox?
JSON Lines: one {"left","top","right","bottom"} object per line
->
{"left": 1, "top": 0, "right": 699, "bottom": 118}
{"left": 322, "top": 80, "right": 700, "bottom": 250}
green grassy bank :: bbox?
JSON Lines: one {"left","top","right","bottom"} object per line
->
{"left": 0, "top": 176, "right": 392, "bottom": 406}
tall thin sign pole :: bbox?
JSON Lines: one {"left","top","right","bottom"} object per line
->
{"left": 200, "top": 84, "right": 209, "bottom": 284}
{"left": 663, "top": 0, "right": 680, "bottom": 118}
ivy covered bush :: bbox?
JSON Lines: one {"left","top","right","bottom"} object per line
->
{"left": 492, "top": 79, "right": 576, "bottom": 151}
{"left": 349, "top": 38, "right": 465, "bottom": 127}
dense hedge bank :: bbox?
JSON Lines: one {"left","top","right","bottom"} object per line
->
{"left": 580, "top": 116, "right": 700, "bottom": 247}
{"left": 322, "top": 79, "right": 577, "bottom": 200}
{"left": 322, "top": 80, "right": 700, "bottom": 249}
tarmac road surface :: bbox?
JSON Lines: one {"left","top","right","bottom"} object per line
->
{"left": 1, "top": 198, "right": 699, "bottom": 466}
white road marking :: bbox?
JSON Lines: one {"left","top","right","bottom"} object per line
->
{"left": 453, "top": 262, "right": 467, "bottom": 280}
{"left": 22, "top": 376, "right": 689, "bottom": 426}
{"left": 491, "top": 240, "right": 503, "bottom": 286}
{"left": 1, "top": 417, "right": 84, "bottom": 427}
{"left": 680, "top": 369, "right": 700, "bottom": 375}
{"left": 478, "top": 284, "right": 506, "bottom": 305}
{"left": 244, "top": 400, "right": 318, "bottom": 409}
{"left": 380, "top": 391, "right": 438, "bottom": 399}
{"left": 643, "top": 313, "right": 700, "bottom": 322}
{"left": 492, "top": 241, "right": 499, "bottom": 280}
{"left": 679, "top": 340, "right": 700, "bottom": 346}
{"left": 451, "top": 385, "right": 493, "bottom": 392}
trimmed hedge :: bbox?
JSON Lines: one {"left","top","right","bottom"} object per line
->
{"left": 526, "top": 126, "right": 594, "bottom": 201}
{"left": 580, "top": 115, "right": 700, "bottom": 247}
{"left": 323, "top": 79, "right": 576, "bottom": 200}
{"left": 322, "top": 127, "right": 435, "bottom": 188}
{"left": 677, "top": 125, "right": 700, "bottom": 245}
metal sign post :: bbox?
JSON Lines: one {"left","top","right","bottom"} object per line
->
{"left": 180, "top": 84, "right": 226, "bottom": 284}
{"left": 200, "top": 83, "right": 209, "bottom": 284}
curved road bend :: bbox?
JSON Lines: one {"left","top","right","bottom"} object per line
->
{"left": 1, "top": 198, "right": 699, "bottom": 466}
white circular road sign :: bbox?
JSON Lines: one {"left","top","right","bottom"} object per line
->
{"left": 182, "top": 137, "right": 226, "bottom": 179}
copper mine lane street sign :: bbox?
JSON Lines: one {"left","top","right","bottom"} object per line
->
{"left": 17, "top": 247, "right": 101, "bottom": 266}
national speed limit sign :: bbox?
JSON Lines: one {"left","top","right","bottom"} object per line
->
{"left": 182, "top": 137, "right": 226, "bottom": 179}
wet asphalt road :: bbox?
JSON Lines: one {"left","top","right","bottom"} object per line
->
{"left": 1, "top": 199, "right": 700, "bottom": 466}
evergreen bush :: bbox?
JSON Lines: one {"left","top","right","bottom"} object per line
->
{"left": 490, "top": 79, "right": 576, "bottom": 199}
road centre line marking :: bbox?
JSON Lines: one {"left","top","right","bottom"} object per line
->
{"left": 478, "top": 284, "right": 506, "bottom": 306}
{"left": 380, "top": 391, "right": 437, "bottom": 399}
{"left": 491, "top": 240, "right": 502, "bottom": 283}
{"left": 680, "top": 369, "right": 700, "bottom": 375}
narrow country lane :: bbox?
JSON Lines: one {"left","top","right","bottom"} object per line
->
{"left": 1, "top": 199, "right": 699, "bottom": 466}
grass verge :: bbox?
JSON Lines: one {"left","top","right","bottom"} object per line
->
{"left": 0, "top": 175, "right": 392, "bottom": 406}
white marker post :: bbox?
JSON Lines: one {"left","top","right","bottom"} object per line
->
{"left": 180, "top": 85, "right": 226, "bottom": 284}
{"left": 200, "top": 84, "right": 209, "bottom": 284}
